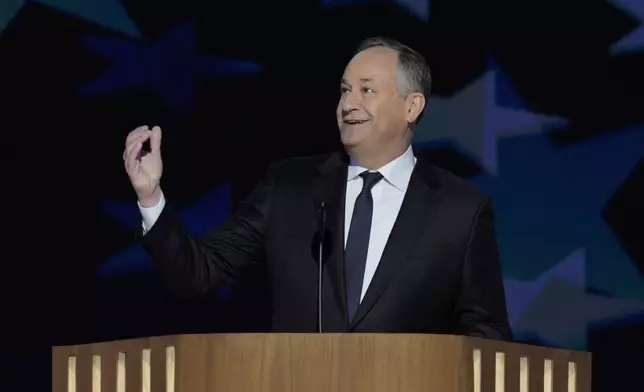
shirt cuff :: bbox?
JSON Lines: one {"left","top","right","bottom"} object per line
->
{"left": 138, "top": 192, "right": 166, "bottom": 233}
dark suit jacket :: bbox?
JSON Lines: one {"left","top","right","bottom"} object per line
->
{"left": 139, "top": 151, "right": 513, "bottom": 340}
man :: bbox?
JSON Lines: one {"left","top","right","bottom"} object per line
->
{"left": 123, "top": 37, "right": 512, "bottom": 340}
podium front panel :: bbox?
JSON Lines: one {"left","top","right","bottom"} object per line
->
{"left": 53, "top": 333, "right": 591, "bottom": 392}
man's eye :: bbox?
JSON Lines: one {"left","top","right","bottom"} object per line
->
{"left": 362, "top": 87, "right": 373, "bottom": 93}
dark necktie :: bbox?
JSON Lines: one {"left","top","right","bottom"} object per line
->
{"left": 345, "top": 171, "right": 383, "bottom": 322}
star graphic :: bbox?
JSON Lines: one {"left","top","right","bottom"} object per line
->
{"left": 505, "top": 248, "right": 644, "bottom": 350}
{"left": 321, "top": 0, "right": 430, "bottom": 22}
{"left": 78, "top": 21, "right": 262, "bottom": 113}
{"left": 1, "top": 0, "right": 140, "bottom": 38}
{"left": 473, "top": 126, "right": 644, "bottom": 303}
{"left": 608, "top": 0, "right": 644, "bottom": 54}
{"left": 504, "top": 247, "right": 586, "bottom": 328}
{"left": 98, "top": 183, "right": 233, "bottom": 297}
{"left": 412, "top": 58, "right": 567, "bottom": 175}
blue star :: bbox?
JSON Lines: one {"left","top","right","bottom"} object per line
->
{"left": 505, "top": 248, "right": 644, "bottom": 350}
{"left": 78, "top": 21, "right": 262, "bottom": 113}
{"left": 413, "top": 57, "right": 567, "bottom": 175}
{"left": 473, "top": 126, "right": 644, "bottom": 303}
{"left": 1, "top": 0, "right": 140, "bottom": 38}
{"left": 608, "top": 0, "right": 644, "bottom": 54}
{"left": 99, "top": 183, "right": 233, "bottom": 297}
{"left": 504, "top": 247, "right": 585, "bottom": 329}
{"left": 321, "top": 0, "right": 430, "bottom": 22}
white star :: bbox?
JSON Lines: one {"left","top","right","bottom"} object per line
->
{"left": 413, "top": 65, "right": 566, "bottom": 175}
{"left": 504, "top": 248, "right": 644, "bottom": 350}
{"left": 608, "top": 0, "right": 644, "bottom": 54}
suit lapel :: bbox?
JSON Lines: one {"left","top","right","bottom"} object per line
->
{"left": 349, "top": 157, "right": 441, "bottom": 329}
{"left": 311, "top": 152, "right": 350, "bottom": 327}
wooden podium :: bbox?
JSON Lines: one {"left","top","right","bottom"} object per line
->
{"left": 52, "top": 333, "right": 591, "bottom": 392}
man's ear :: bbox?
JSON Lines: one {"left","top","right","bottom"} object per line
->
{"left": 405, "top": 93, "right": 426, "bottom": 124}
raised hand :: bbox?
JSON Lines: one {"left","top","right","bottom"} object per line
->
{"left": 123, "top": 125, "right": 163, "bottom": 207}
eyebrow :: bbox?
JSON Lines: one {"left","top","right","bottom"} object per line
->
{"left": 341, "top": 78, "right": 374, "bottom": 84}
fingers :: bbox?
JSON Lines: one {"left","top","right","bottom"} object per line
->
{"left": 126, "top": 125, "right": 149, "bottom": 144}
{"left": 123, "top": 125, "right": 161, "bottom": 160}
{"left": 150, "top": 126, "right": 162, "bottom": 154}
{"left": 123, "top": 135, "right": 148, "bottom": 162}
{"left": 124, "top": 137, "right": 143, "bottom": 172}
{"left": 124, "top": 127, "right": 145, "bottom": 160}
{"left": 123, "top": 125, "right": 162, "bottom": 171}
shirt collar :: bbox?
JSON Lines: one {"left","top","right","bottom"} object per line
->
{"left": 347, "top": 145, "right": 417, "bottom": 192}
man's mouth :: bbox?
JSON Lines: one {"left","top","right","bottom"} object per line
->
{"left": 344, "top": 119, "right": 368, "bottom": 125}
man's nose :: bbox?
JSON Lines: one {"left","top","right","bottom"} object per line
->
{"left": 341, "top": 91, "right": 361, "bottom": 112}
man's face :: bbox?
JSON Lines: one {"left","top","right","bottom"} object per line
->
{"left": 336, "top": 46, "right": 409, "bottom": 154}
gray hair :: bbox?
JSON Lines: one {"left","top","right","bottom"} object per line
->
{"left": 354, "top": 36, "right": 432, "bottom": 121}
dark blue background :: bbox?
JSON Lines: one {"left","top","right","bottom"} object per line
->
{"left": 3, "top": 0, "right": 643, "bottom": 390}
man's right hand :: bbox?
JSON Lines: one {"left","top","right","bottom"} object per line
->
{"left": 123, "top": 125, "right": 163, "bottom": 207}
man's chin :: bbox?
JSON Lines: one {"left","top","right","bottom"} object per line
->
{"left": 339, "top": 125, "right": 368, "bottom": 145}
{"left": 340, "top": 133, "right": 360, "bottom": 149}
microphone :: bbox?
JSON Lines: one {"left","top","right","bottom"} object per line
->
{"left": 316, "top": 201, "right": 327, "bottom": 333}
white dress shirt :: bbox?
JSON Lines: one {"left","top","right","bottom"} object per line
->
{"left": 139, "top": 146, "right": 417, "bottom": 303}
{"left": 344, "top": 146, "right": 416, "bottom": 300}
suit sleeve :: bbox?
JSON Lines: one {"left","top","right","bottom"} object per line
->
{"left": 454, "top": 196, "right": 513, "bottom": 341}
{"left": 137, "top": 165, "right": 276, "bottom": 297}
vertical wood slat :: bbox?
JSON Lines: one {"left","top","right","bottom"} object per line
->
{"left": 92, "top": 355, "right": 101, "bottom": 392}
{"left": 142, "top": 348, "right": 151, "bottom": 392}
{"left": 166, "top": 346, "right": 176, "bottom": 392}
{"left": 473, "top": 349, "right": 481, "bottom": 392}
{"left": 567, "top": 362, "right": 577, "bottom": 392}
{"left": 519, "top": 356, "right": 529, "bottom": 392}
{"left": 67, "top": 356, "right": 76, "bottom": 392}
{"left": 494, "top": 352, "right": 505, "bottom": 392}
{"left": 117, "top": 352, "right": 126, "bottom": 392}
{"left": 544, "top": 358, "right": 553, "bottom": 392}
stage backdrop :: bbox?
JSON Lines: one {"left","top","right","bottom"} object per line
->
{"left": 3, "top": 0, "right": 643, "bottom": 391}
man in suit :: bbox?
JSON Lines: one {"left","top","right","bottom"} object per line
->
{"left": 122, "top": 37, "right": 512, "bottom": 340}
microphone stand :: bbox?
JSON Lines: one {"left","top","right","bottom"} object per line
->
{"left": 317, "top": 201, "right": 327, "bottom": 333}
